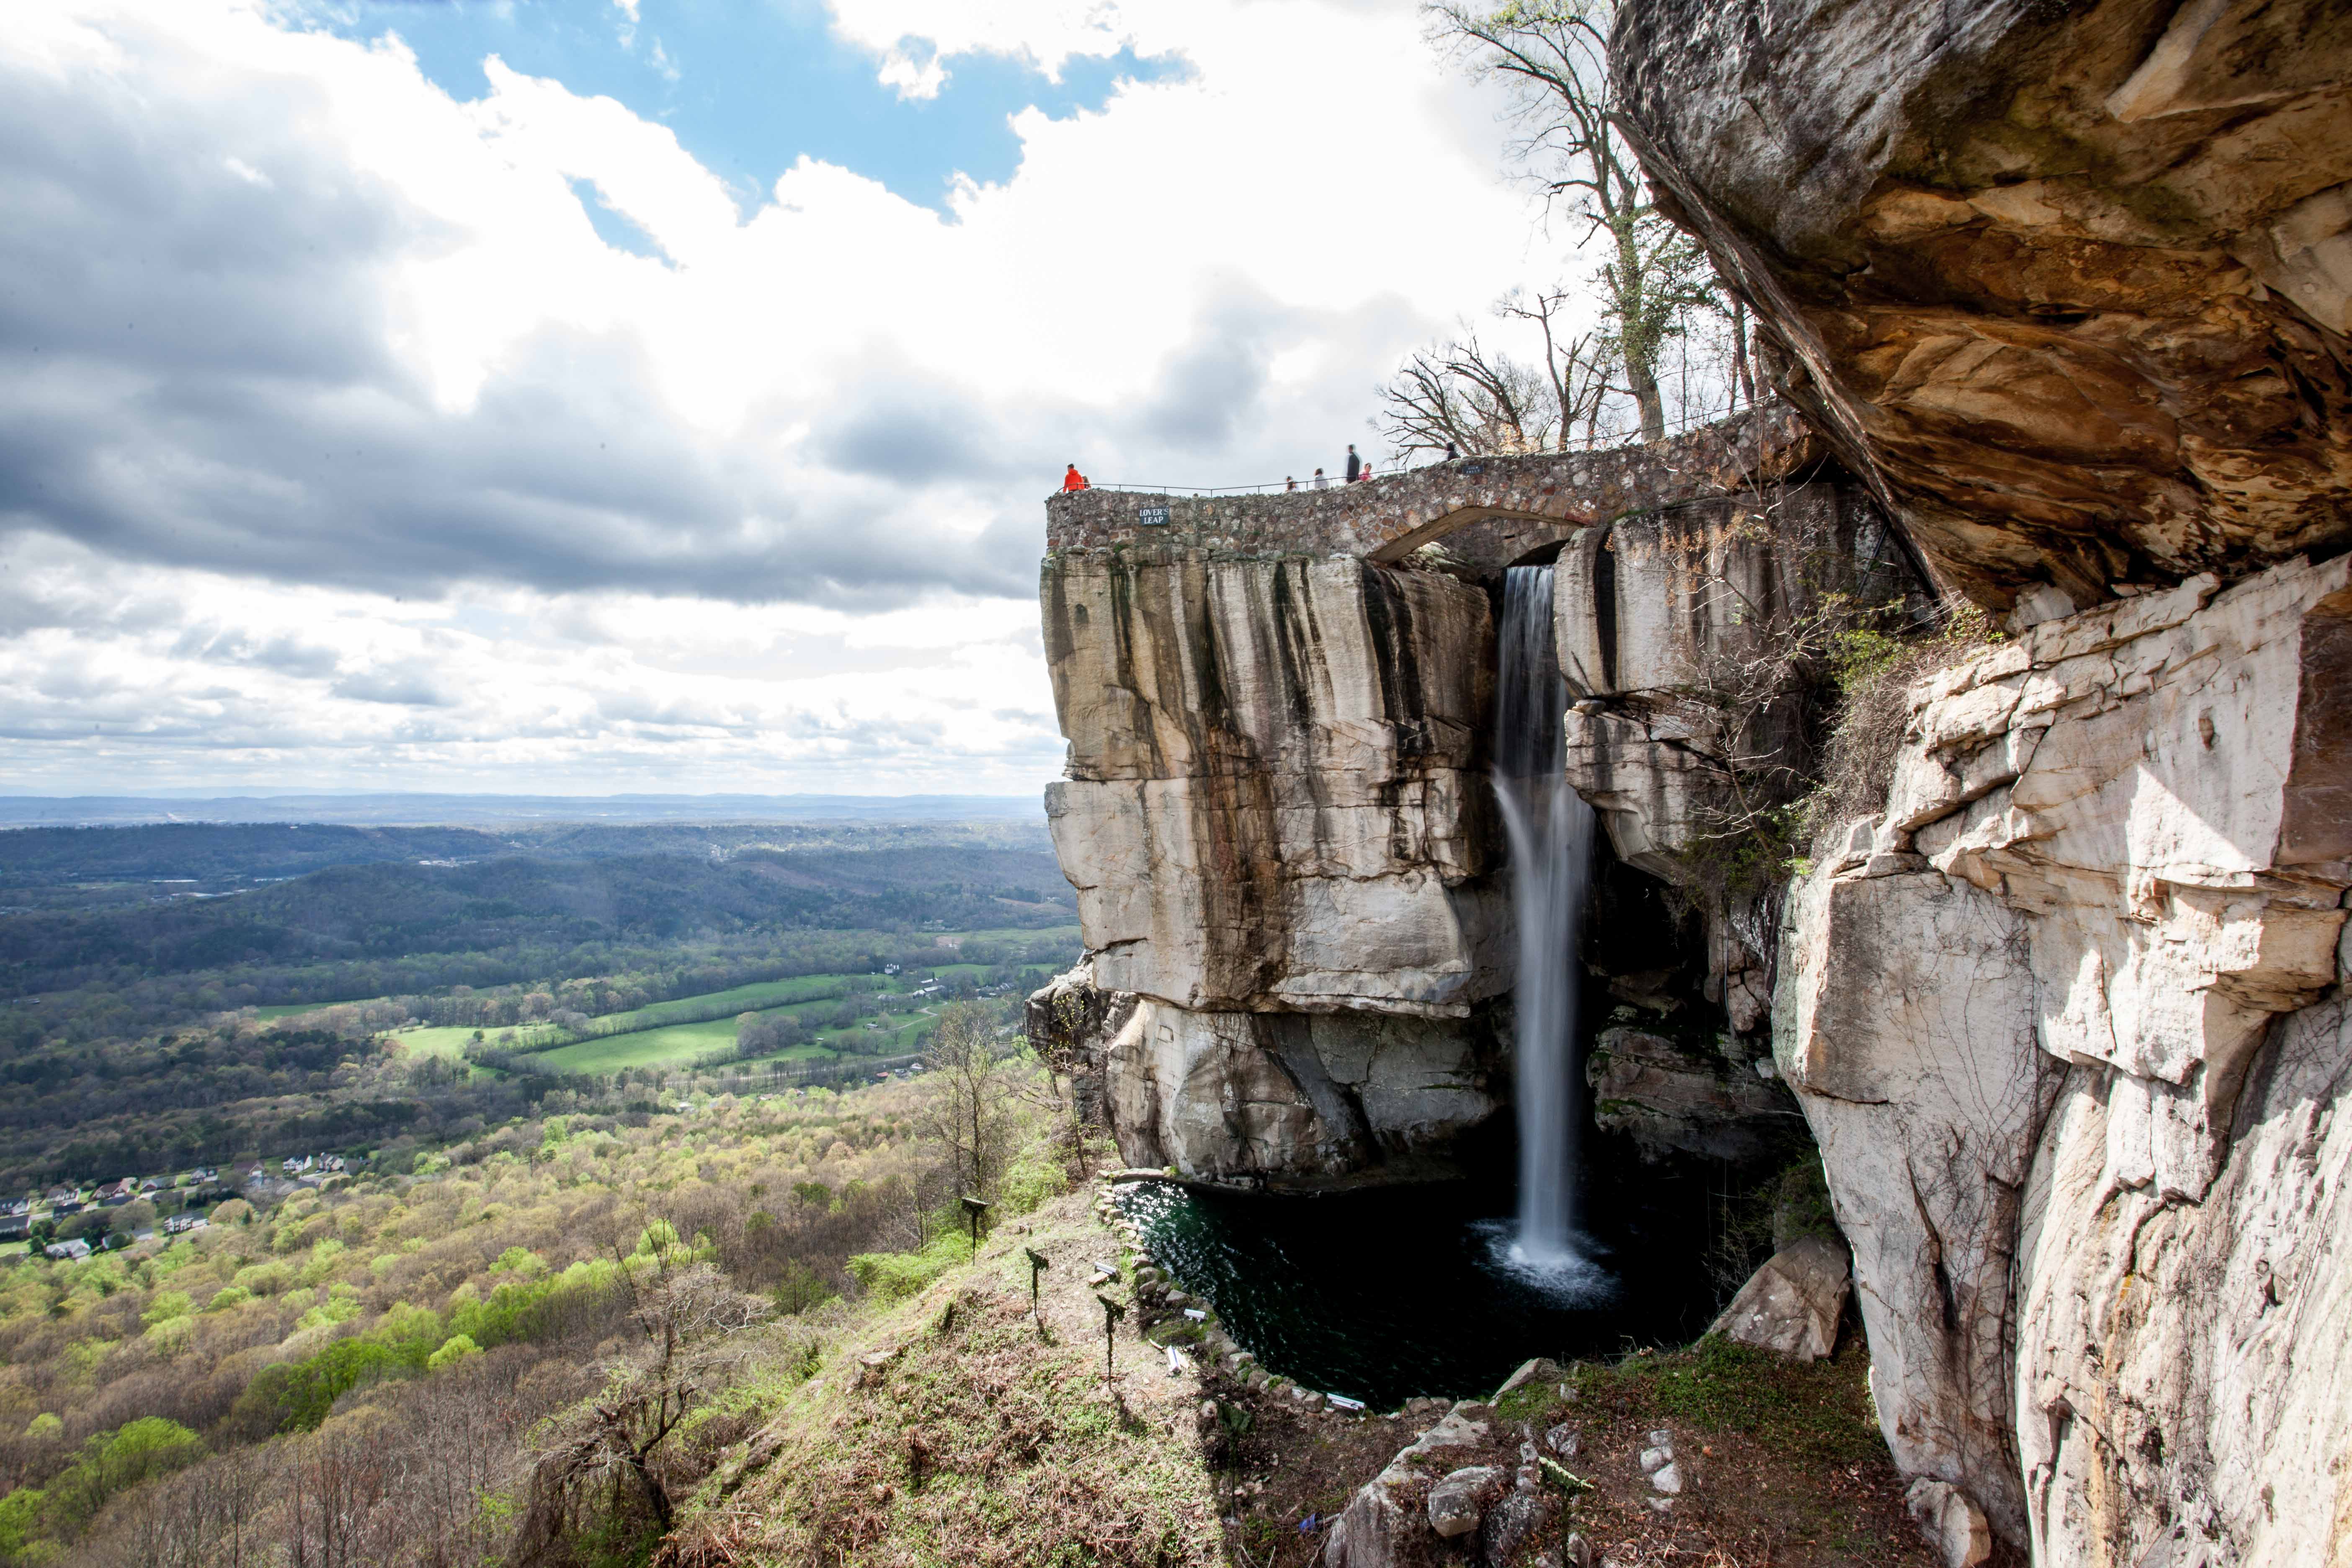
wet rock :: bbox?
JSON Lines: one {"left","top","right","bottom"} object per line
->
{"left": 1585, "top": 1026, "right": 1789, "bottom": 1163}
{"left": 1709, "top": 1234, "right": 1852, "bottom": 1361}
{"left": 1426, "top": 1466, "right": 1502, "bottom": 1538}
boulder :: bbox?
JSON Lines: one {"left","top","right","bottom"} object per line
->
{"left": 1478, "top": 1488, "right": 1556, "bottom": 1563}
{"left": 1906, "top": 1479, "right": 1994, "bottom": 1568}
{"left": 1325, "top": 1408, "right": 1496, "bottom": 1568}
{"left": 1425, "top": 1466, "right": 1501, "bottom": 1539}
{"left": 1709, "top": 1235, "right": 1852, "bottom": 1361}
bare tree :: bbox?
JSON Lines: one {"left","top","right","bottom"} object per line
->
{"left": 1378, "top": 287, "right": 1617, "bottom": 457}
{"left": 1425, "top": 0, "right": 1730, "bottom": 441}
{"left": 919, "top": 1001, "right": 1020, "bottom": 1200}
{"left": 506, "top": 1254, "right": 768, "bottom": 1564}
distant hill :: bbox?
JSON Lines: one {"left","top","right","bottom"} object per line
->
{"left": 0, "top": 819, "right": 1054, "bottom": 895}
{"left": 0, "top": 841, "right": 1076, "bottom": 1001}
{"left": 0, "top": 792, "right": 1045, "bottom": 828}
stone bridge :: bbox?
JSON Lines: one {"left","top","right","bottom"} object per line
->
{"left": 1042, "top": 401, "right": 1821, "bottom": 568}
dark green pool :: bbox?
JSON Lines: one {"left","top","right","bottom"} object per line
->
{"left": 1117, "top": 1172, "right": 1725, "bottom": 1410}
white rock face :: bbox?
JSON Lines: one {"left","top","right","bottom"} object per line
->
{"left": 1044, "top": 553, "right": 1505, "bottom": 1019}
{"left": 1777, "top": 555, "right": 2352, "bottom": 1561}
{"left": 1100, "top": 997, "right": 1497, "bottom": 1179}
{"left": 1039, "top": 552, "right": 1514, "bottom": 1178}
{"left": 1555, "top": 482, "right": 1904, "bottom": 1027}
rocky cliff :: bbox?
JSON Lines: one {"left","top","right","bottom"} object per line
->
{"left": 1612, "top": 2, "right": 2352, "bottom": 1562}
{"left": 1034, "top": 413, "right": 1841, "bottom": 1184}
{"left": 1614, "top": 0, "right": 2352, "bottom": 614}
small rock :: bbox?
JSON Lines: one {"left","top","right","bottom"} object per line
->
{"left": 1543, "top": 1422, "right": 1581, "bottom": 1458}
{"left": 1426, "top": 1465, "right": 1501, "bottom": 1538}
{"left": 1906, "top": 1479, "right": 1994, "bottom": 1568}
{"left": 1561, "top": 1532, "right": 1594, "bottom": 1568}
{"left": 1638, "top": 1447, "right": 1670, "bottom": 1474}
{"left": 1478, "top": 1488, "right": 1554, "bottom": 1563}
{"left": 1646, "top": 1428, "right": 1674, "bottom": 1447}
{"left": 1651, "top": 1462, "right": 1684, "bottom": 1495}
{"left": 1492, "top": 1356, "right": 1562, "bottom": 1401}
{"left": 1648, "top": 1496, "right": 1674, "bottom": 1513}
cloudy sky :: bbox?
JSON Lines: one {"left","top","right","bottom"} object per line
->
{"left": 1, "top": 0, "right": 1553, "bottom": 799}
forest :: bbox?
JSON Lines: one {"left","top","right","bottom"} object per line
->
{"left": 0, "top": 814, "right": 1106, "bottom": 1564}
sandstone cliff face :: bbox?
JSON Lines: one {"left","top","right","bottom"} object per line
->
{"left": 1775, "top": 556, "right": 2350, "bottom": 1561}
{"left": 1614, "top": 0, "right": 2352, "bottom": 613}
{"left": 1036, "top": 425, "right": 1830, "bottom": 1183}
{"left": 1038, "top": 551, "right": 1511, "bottom": 1179}
{"left": 1043, "top": 554, "right": 1504, "bottom": 1019}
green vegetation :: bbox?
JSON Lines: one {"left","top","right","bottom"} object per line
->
{"left": 0, "top": 1039, "right": 1063, "bottom": 1565}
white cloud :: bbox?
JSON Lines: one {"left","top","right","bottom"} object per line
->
{"left": 0, "top": 0, "right": 1551, "bottom": 794}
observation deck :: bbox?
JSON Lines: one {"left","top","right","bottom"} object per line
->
{"left": 1042, "top": 402, "right": 1821, "bottom": 570}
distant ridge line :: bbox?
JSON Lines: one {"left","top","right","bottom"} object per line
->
{"left": 0, "top": 792, "right": 1045, "bottom": 828}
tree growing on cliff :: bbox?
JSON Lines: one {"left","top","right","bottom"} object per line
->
{"left": 1418, "top": 0, "right": 1737, "bottom": 443}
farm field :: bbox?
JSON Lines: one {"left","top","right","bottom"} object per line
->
{"left": 525, "top": 953, "right": 1041, "bottom": 1075}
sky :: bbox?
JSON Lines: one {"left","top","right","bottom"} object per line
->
{"left": 0, "top": 0, "right": 1557, "bottom": 799}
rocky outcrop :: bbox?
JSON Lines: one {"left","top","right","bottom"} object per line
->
{"left": 1099, "top": 997, "right": 1502, "bottom": 1180}
{"left": 1775, "top": 554, "right": 2351, "bottom": 1559}
{"left": 1614, "top": 0, "right": 2352, "bottom": 613}
{"left": 1585, "top": 1024, "right": 1792, "bottom": 1164}
{"left": 1037, "top": 418, "right": 1843, "bottom": 1182}
{"left": 1043, "top": 554, "right": 1504, "bottom": 1021}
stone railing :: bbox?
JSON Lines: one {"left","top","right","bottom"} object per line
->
{"left": 1042, "top": 401, "right": 1819, "bottom": 567}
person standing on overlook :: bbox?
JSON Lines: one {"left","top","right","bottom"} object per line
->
{"left": 1344, "top": 444, "right": 1360, "bottom": 482}
{"left": 1061, "top": 463, "right": 1089, "bottom": 492}
{"left": 1311, "top": 467, "right": 1329, "bottom": 490}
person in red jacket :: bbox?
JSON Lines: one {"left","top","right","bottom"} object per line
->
{"left": 1062, "top": 463, "right": 1090, "bottom": 492}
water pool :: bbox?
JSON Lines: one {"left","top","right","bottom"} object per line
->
{"left": 1117, "top": 1171, "right": 1725, "bottom": 1410}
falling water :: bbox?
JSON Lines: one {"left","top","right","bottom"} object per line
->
{"left": 1493, "top": 565, "right": 1597, "bottom": 1271}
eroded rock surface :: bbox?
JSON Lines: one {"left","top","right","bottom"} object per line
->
{"left": 1044, "top": 554, "right": 1505, "bottom": 1021}
{"left": 1776, "top": 555, "right": 2351, "bottom": 1559}
{"left": 1615, "top": 0, "right": 2352, "bottom": 611}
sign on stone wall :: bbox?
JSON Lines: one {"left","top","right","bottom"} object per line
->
{"left": 1137, "top": 505, "right": 1171, "bottom": 526}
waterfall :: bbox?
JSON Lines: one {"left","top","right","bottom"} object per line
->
{"left": 1493, "top": 565, "right": 1596, "bottom": 1269}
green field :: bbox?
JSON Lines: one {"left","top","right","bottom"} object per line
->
{"left": 390, "top": 1025, "right": 545, "bottom": 1063}
{"left": 364, "top": 926, "right": 1078, "bottom": 1079}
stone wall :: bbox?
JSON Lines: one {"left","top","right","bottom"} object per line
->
{"left": 1044, "top": 402, "right": 1818, "bottom": 566}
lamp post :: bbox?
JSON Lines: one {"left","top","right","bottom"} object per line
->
{"left": 1024, "top": 1246, "right": 1049, "bottom": 1318}
{"left": 1096, "top": 1293, "right": 1126, "bottom": 1389}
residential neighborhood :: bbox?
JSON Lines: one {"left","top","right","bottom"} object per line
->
{"left": 0, "top": 1157, "right": 347, "bottom": 1264}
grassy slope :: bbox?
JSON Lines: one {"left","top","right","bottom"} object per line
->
{"left": 672, "top": 1189, "right": 1225, "bottom": 1568}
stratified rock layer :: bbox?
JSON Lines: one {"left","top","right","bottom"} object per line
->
{"left": 1043, "top": 554, "right": 1504, "bottom": 1019}
{"left": 1615, "top": 0, "right": 2352, "bottom": 611}
{"left": 1776, "top": 555, "right": 2351, "bottom": 1561}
